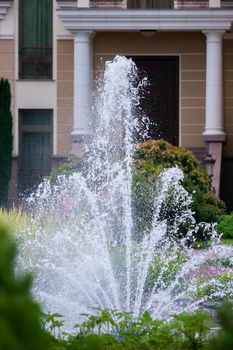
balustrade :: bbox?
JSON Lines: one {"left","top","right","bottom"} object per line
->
{"left": 57, "top": 0, "right": 233, "bottom": 9}
{"left": 19, "top": 47, "right": 52, "bottom": 79}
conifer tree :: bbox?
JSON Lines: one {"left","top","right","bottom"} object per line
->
{"left": 0, "top": 78, "right": 13, "bottom": 207}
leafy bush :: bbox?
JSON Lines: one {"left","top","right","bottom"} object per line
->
{"left": 46, "top": 305, "right": 233, "bottom": 350}
{"left": 194, "top": 272, "right": 233, "bottom": 301}
{"left": 46, "top": 308, "right": 212, "bottom": 350}
{"left": 0, "top": 224, "right": 50, "bottom": 350}
{"left": 0, "top": 222, "right": 232, "bottom": 350}
{"left": 49, "top": 140, "right": 225, "bottom": 241}
{"left": 1, "top": 220, "right": 233, "bottom": 350}
{"left": 49, "top": 305, "right": 233, "bottom": 350}
{"left": 208, "top": 302, "right": 233, "bottom": 350}
{"left": 217, "top": 213, "right": 233, "bottom": 239}
{"left": 144, "top": 254, "right": 185, "bottom": 293}
{"left": 133, "top": 140, "right": 225, "bottom": 240}
{"left": 49, "top": 156, "right": 84, "bottom": 183}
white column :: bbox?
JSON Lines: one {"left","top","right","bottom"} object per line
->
{"left": 203, "top": 30, "right": 225, "bottom": 197}
{"left": 203, "top": 30, "right": 225, "bottom": 138}
{"left": 71, "top": 31, "right": 95, "bottom": 143}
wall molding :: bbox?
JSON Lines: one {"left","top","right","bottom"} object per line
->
{"left": 0, "top": 1, "right": 13, "bottom": 21}
{"left": 0, "top": 34, "right": 14, "bottom": 39}
{"left": 57, "top": 8, "right": 233, "bottom": 32}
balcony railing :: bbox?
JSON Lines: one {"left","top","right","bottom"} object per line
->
{"left": 90, "top": 0, "right": 125, "bottom": 7}
{"left": 57, "top": 0, "right": 233, "bottom": 9}
{"left": 175, "top": 0, "right": 208, "bottom": 7}
{"left": 19, "top": 47, "right": 52, "bottom": 80}
{"left": 89, "top": 0, "right": 233, "bottom": 8}
{"left": 89, "top": 0, "right": 174, "bottom": 8}
{"left": 127, "top": 0, "right": 174, "bottom": 8}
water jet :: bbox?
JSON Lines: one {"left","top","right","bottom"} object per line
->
{"left": 16, "top": 56, "right": 233, "bottom": 332}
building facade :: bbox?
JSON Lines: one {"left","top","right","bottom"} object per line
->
{"left": 0, "top": 0, "right": 233, "bottom": 207}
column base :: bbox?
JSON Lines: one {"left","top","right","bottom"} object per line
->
{"left": 203, "top": 134, "right": 226, "bottom": 197}
{"left": 203, "top": 134, "right": 226, "bottom": 142}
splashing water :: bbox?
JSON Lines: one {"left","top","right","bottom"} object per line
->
{"left": 17, "top": 56, "right": 233, "bottom": 331}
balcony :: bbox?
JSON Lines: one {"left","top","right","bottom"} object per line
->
{"left": 174, "top": 0, "right": 233, "bottom": 8}
{"left": 19, "top": 48, "right": 52, "bottom": 80}
{"left": 57, "top": 0, "right": 233, "bottom": 9}
{"left": 90, "top": 0, "right": 126, "bottom": 7}
{"left": 57, "top": 0, "right": 233, "bottom": 34}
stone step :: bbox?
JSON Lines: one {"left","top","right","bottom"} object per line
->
{"left": 188, "top": 147, "right": 207, "bottom": 167}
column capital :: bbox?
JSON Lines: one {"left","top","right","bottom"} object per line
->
{"left": 202, "top": 30, "right": 225, "bottom": 42}
{"left": 73, "top": 30, "right": 96, "bottom": 41}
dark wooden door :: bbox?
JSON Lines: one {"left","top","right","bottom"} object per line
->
{"left": 130, "top": 56, "right": 179, "bottom": 145}
{"left": 19, "top": 110, "right": 53, "bottom": 194}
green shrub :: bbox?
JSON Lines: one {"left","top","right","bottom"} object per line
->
{"left": 60, "top": 309, "right": 212, "bottom": 350}
{"left": 1, "top": 221, "right": 233, "bottom": 350}
{"left": 0, "top": 224, "right": 50, "bottom": 350}
{"left": 35, "top": 303, "right": 233, "bottom": 350}
{"left": 208, "top": 302, "right": 233, "bottom": 350}
{"left": 144, "top": 254, "right": 185, "bottom": 293}
{"left": 194, "top": 272, "right": 233, "bottom": 301}
{"left": 133, "top": 140, "right": 225, "bottom": 240}
{"left": 49, "top": 156, "right": 84, "bottom": 182}
{"left": 217, "top": 213, "right": 233, "bottom": 239}
{"left": 49, "top": 140, "right": 225, "bottom": 241}
{"left": 170, "top": 311, "right": 212, "bottom": 350}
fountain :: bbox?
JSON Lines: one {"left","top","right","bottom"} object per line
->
{"left": 17, "top": 56, "right": 233, "bottom": 332}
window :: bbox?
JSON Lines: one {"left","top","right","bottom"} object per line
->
{"left": 19, "top": 0, "right": 53, "bottom": 79}
{"left": 19, "top": 110, "right": 53, "bottom": 194}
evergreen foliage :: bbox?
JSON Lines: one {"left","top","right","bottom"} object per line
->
{"left": 0, "top": 78, "right": 13, "bottom": 207}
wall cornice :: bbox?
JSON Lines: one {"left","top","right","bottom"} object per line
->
{"left": 57, "top": 9, "right": 233, "bottom": 32}
{"left": 0, "top": 1, "right": 13, "bottom": 21}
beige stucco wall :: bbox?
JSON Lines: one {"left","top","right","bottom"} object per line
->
{"left": 0, "top": 2, "right": 15, "bottom": 111}
{"left": 0, "top": 39, "right": 15, "bottom": 149}
{"left": 93, "top": 31, "right": 206, "bottom": 148}
{"left": 57, "top": 40, "right": 74, "bottom": 155}
{"left": 56, "top": 32, "right": 207, "bottom": 154}
{"left": 0, "top": 39, "right": 14, "bottom": 90}
{"left": 56, "top": 32, "right": 233, "bottom": 156}
{"left": 223, "top": 39, "right": 233, "bottom": 157}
